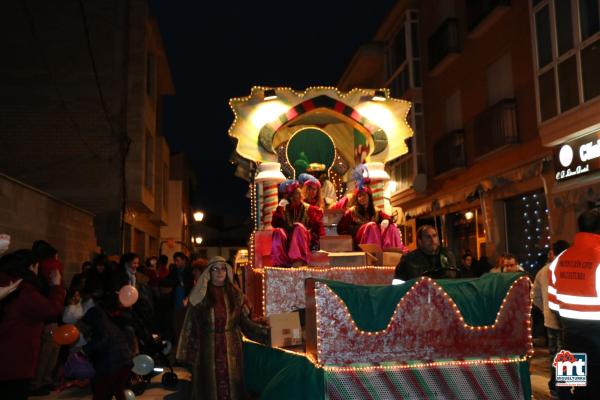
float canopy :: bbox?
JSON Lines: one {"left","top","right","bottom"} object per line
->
{"left": 228, "top": 87, "right": 413, "bottom": 165}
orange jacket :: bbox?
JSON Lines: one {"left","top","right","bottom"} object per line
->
{"left": 548, "top": 232, "right": 600, "bottom": 320}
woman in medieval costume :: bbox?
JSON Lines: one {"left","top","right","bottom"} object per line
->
{"left": 271, "top": 180, "right": 324, "bottom": 266}
{"left": 337, "top": 174, "right": 406, "bottom": 252}
{"left": 176, "top": 256, "right": 268, "bottom": 400}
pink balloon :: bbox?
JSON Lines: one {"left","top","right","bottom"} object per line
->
{"left": 119, "top": 285, "right": 139, "bottom": 307}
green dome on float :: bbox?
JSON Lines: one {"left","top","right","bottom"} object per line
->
{"left": 286, "top": 127, "right": 335, "bottom": 176}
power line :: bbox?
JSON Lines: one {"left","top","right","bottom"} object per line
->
{"left": 21, "top": 0, "right": 120, "bottom": 161}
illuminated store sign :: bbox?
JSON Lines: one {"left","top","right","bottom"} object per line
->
{"left": 554, "top": 131, "right": 600, "bottom": 181}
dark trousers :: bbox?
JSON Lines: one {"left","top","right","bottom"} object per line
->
{"left": 559, "top": 318, "right": 600, "bottom": 400}
{"left": 0, "top": 379, "right": 30, "bottom": 400}
{"left": 92, "top": 366, "right": 130, "bottom": 400}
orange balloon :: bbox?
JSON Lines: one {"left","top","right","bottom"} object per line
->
{"left": 52, "top": 324, "right": 80, "bottom": 345}
{"left": 119, "top": 285, "right": 139, "bottom": 307}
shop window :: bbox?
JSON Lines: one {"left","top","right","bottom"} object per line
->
{"left": 505, "top": 190, "right": 551, "bottom": 272}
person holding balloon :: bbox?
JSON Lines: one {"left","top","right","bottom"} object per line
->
{"left": 79, "top": 292, "right": 135, "bottom": 400}
{"left": 0, "top": 249, "right": 65, "bottom": 399}
{"left": 177, "top": 256, "right": 269, "bottom": 400}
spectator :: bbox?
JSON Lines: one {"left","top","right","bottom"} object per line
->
{"left": 30, "top": 240, "right": 64, "bottom": 395}
{"left": 111, "top": 253, "right": 141, "bottom": 292}
{"left": 474, "top": 256, "right": 493, "bottom": 276}
{"left": 80, "top": 302, "right": 133, "bottom": 400}
{"left": 459, "top": 253, "right": 476, "bottom": 278}
{"left": 83, "top": 254, "right": 111, "bottom": 302}
{"left": 0, "top": 250, "right": 65, "bottom": 399}
{"left": 69, "top": 261, "right": 91, "bottom": 294}
{"left": 533, "top": 239, "right": 570, "bottom": 399}
{"left": 162, "top": 252, "right": 193, "bottom": 346}
{"left": 548, "top": 208, "right": 600, "bottom": 398}
{"left": 394, "top": 225, "right": 457, "bottom": 281}
{"left": 489, "top": 254, "right": 505, "bottom": 273}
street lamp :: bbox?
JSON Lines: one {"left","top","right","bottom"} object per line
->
{"left": 193, "top": 211, "right": 204, "bottom": 222}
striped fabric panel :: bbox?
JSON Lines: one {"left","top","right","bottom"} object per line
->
{"left": 324, "top": 362, "right": 524, "bottom": 400}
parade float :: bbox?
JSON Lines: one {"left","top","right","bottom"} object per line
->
{"left": 228, "top": 87, "right": 533, "bottom": 399}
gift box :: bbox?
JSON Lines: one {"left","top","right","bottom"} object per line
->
{"left": 269, "top": 311, "right": 302, "bottom": 348}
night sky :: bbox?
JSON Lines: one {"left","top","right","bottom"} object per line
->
{"left": 150, "top": 1, "right": 397, "bottom": 218}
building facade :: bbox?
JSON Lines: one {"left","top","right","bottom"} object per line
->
{"left": 339, "top": 0, "right": 565, "bottom": 271}
{"left": 528, "top": 0, "right": 600, "bottom": 242}
{"left": 0, "top": 0, "right": 179, "bottom": 259}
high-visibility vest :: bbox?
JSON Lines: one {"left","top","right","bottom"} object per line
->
{"left": 548, "top": 232, "right": 600, "bottom": 320}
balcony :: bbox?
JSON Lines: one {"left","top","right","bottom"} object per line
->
{"left": 474, "top": 99, "right": 519, "bottom": 157}
{"left": 466, "top": 0, "right": 511, "bottom": 38}
{"left": 434, "top": 129, "right": 465, "bottom": 175}
{"left": 428, "top": 18, "right": 460, "bottom": 75}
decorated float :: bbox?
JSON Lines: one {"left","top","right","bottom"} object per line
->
{"left": 227, "top": 87, "right": 533, "bottom": 399}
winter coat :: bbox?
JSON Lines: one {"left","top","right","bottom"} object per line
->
{"left": 0, "top": 273, "right": 65, "bottom": 380}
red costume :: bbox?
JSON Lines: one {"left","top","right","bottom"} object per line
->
{"left": 271, "top": 202, "right": 323, "bottom": 267}
{"left": 338, "top": 206, "right": 403, "bottom": 250}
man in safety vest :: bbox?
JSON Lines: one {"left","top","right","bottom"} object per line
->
{"left": 548, "top": 207, "right": 600, "bottom": 399}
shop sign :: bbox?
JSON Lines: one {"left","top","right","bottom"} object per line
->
{"left": 554, "top": 131, "right": 600, "bottom": 181}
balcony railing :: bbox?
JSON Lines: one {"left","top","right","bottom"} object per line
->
{"left": 474, "top": 98, "right": 519, "bottom": 157}
{"left": 434, "top": 129, "right": 465, "bottom": 175}
{"left": 428, "top": 18, "right": 460, "bottom": 73}
{"left": 466, "top": 0, "right": 511, "bottom": 36}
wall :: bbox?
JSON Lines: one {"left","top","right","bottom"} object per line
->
{"left": 0, "top": 174, "right": 97, "bottom": 284}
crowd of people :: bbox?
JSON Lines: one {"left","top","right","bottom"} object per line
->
{"left": 0, "top": 237, "right": 251, "bottom": 399}
{"left": 1, "top": 164, "right": 598, "bottom": 400}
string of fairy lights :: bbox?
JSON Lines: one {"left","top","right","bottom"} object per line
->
{"left": 313, "top": 276, "right": 534, "bottom": 363}
{"left": 521, "top": 192, "right": 551, "bottom": 271}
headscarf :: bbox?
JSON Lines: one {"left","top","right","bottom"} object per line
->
{"left": 188, "top": 256, "right": 234, "bottom": 306}
{"left": 278, "top": 179, "right": 300, "bottom": 198}
{"left": 298, "top": 173, "right": 321, "bottom": 188}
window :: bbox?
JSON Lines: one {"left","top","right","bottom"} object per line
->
{"left": 538, "top": 69, "right": 558, "bottom": 120}
{"left": 486, "top": 53, "right": 514, "bottom": 105}
{"left": 558, "top": 56, "right": 579, "bottom": 111}
{"left": 535, "top": 5, "right": 553, "bottom": 68}
{"left": 531, "top": 0, "right": 600, "bottom": 121}
{"left": 581, "top": 38, "right": 600, "bottom": 100}
{"left": 580, "top": 0, "right": 600, "bottom": 40}
{"left": 390, "top": 153, "right": 414, "bottom": 192}
{"left": 145, "top": 131, "right": 154, "bottom": 191}
{"left": 555, "top": 0, "right": 574, "bottom": 55}
{"left": 385, "top": 10, "right": 421, "bottom": 97}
